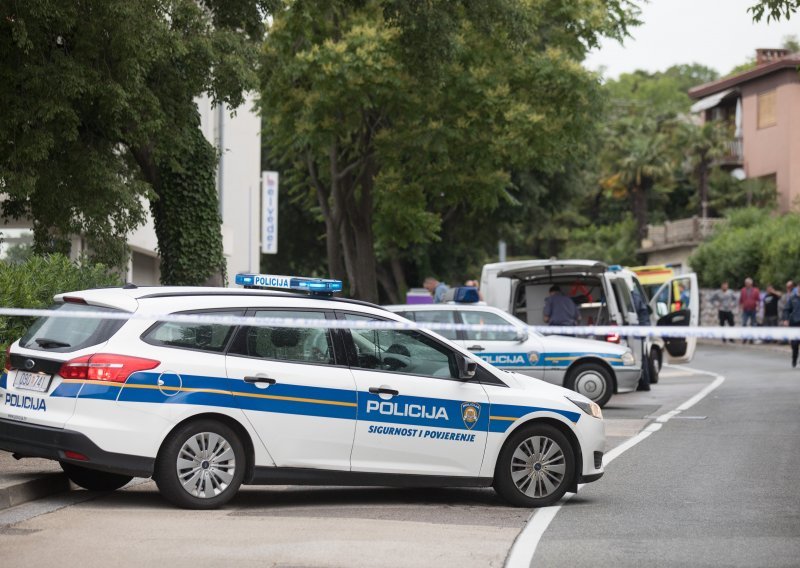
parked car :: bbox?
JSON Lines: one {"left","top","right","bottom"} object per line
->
{"left": 386, "top": 301, "right": 639, "bottom": 407}
{"left": 0, "top": 274, "right": 606, "bottom": 510}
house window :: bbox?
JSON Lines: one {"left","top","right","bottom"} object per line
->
{"left": 757, "top": 90, "right": 777, "bottom": 129}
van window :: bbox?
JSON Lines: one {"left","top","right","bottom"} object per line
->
{"left": 20, "top": 303, "right": 124, "bottom": 353}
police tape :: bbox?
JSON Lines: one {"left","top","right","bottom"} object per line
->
{"left": 0, "top": 306, "right": 799, "bottom": 342}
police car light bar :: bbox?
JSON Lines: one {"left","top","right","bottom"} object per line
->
{"left": 443, "top": 286, "right": 480, "bottom": 303}
{"left": 235, "top": 273, "right": 343, "bottom": 295}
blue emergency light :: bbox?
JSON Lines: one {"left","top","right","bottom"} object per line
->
{"left": 444, "top": 286, "right": 480, "bottom": 303}
{"left": 235, "top": 273, "right": 343, "bottom": 295}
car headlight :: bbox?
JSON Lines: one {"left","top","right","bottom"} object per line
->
{"left": 621, "top": 350, "right": 635, "bottom": 366}
{"left": 567, "top": 397, "right": 603, "bottom": 419}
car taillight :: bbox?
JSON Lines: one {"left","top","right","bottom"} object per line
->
{"left": 59, "top": 354, "right": 159, "bottom": 383}
{"left": 605, "top": 324, "right": 621, "bottom": 344}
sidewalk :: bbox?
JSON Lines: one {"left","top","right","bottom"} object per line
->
{"left": 0, "top": 450, "right": 71, "bottom": 510}
{"left": 697, "top": 337, "right": 791, "bottom": 355}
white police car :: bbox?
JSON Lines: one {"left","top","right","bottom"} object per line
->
{"left": 386, "top": 289, "right": 640, "bottom": 408}
{"left": 0, "top": 275, "right": 604, "bottom": 509}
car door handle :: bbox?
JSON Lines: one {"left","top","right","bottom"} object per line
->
{"left": 369, "top": 387, "right": 399, "bottom": 396}
{"left": 244, "top": 376, "right": 276, "bottom": 385}
{"left": 467, "top": 345, "right": 485, "bottom": 351}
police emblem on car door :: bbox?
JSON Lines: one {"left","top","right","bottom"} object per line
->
{"left": 461, "top": 402, "right": 481, "bottom": 430}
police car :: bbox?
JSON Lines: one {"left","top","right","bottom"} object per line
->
{"left": 0, "top": 275, "right": 605, "bottom": 510}
{"left": 386, "top": 289, "right": 640, "bottom": 408}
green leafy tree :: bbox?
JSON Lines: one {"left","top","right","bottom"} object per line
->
{"left": 749, "top": 0, "right": 800, "bottom": 21}
{"left": 561, "top": 216, "right": 638, "bottom": 265}
{"left": 0, "top": 1, "right": 275, "bottom": 283}
{"left": 678, "top": 120, "right": 729, "bottom": 219}
{"left": 605, "top": 64, "right": 719, "bottom": 115}
{"left": 260, "top": 0, "right": 637, "bottom": 302}
{"left": 707, "top": 171, "right": 777, "bottom": 213}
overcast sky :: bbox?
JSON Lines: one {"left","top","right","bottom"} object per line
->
{"left": 584, "top": 0, "right": 800, "bottom": 79}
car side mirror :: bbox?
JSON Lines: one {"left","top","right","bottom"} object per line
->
{"left": 456, "top": 354, "right": 478, "bottom": 380}
{"left": 515, "top": 329, "right": 529, "bottom": 343}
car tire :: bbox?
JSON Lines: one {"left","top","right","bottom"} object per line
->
{"left": 154, "top": 419, "right": 246, "bottom": 510}
{"left": 565, "top": 363, "right": 613, "bottom": 408}
{"left": 494, "top": 423, "right": 576, "bottom": 508}
{"left": 648, "top": 347, "right": 661, "bottom": 384}
{"left": 60, "top": 462, "right": 133, "bottom": 491}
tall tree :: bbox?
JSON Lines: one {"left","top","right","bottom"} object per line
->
{"left": 600, "top": 117, "right": 675, "bottom": 242}
{"left": 0, "top": 1, "right": 274, "bottom": 283}
{"left": 260, "top": 0, "right": 638, "bottom": 302}
{"left": 679, "top": 121, "right": 728, "bottom": 220}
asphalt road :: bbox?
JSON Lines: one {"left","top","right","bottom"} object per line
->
{"left": 1, "top": 344, "right": 798, "bottom": 567}
{"left": 534, "top": 344, "right": 800, "bottom": 567}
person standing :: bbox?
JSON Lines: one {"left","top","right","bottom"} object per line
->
{"left": 423, "top": 277, "right": 449, "bottom": 303}
{"left": 763, "top": 284, "right": 781, "bottom": 327}
{"left": 632, "top": 286, "right": 652, "bottom": 391}
{"left": 710, "top": 281, "right": 737, "bottom": 343}
{"left": 782, "top": 290, "right": 800, "bottom": 367}
{"left": 739, "top": 277, "right": 760, "bottom": 344}
{"left": 778, "top": 280, "right": 795, "bottom": 345}
{"left": 543, "top": 285, "right": 579, "bottom": 326}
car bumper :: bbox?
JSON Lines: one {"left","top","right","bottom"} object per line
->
{"left": 0, "top": 418, "right": 153, "bottom": 477}
{"left": 614, "top": 366, "right": 641, "bottom": 393}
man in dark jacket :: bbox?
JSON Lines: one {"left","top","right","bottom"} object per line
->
{"left": 782, "top": 292, "right": 800, "bottom": 367}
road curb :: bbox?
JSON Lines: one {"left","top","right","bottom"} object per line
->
{"left": 0, "top": 473, "right": 72, "bottom": 511}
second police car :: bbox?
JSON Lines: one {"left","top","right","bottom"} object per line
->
{"left": 0, "top": 275, "right": 605, "bottom": 509}
{"left": 387, "top": 288, "right": 640, "bottom": 408}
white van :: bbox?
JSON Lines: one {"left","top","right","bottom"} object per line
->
{"left": 480, "top": 260, "right": 699, "bottom": 379}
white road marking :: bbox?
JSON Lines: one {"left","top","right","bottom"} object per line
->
{"left": 504, "top": 365, "right": 726, "bottom": 568}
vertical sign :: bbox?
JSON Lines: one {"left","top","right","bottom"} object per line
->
{"left": 261, "top": 171, "right": 279, "bottom": 254}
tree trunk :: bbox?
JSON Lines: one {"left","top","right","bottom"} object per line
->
{"left": 377, "top": 264, "right": 400, "bottom": 304}
{"left": 697, "top": 153, "right": 709, "bottom": 220}
{"left": 390, "top": 256, "right": 408, "bottom": 300}
{"left": 631, "top": 183, "right": 649, "bottom": 243}
{"left": 342, "top": 155, "right": 379, "bottom": 303}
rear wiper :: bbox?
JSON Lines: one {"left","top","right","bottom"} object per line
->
{"left": 34, "top": 338, "right": 71, "bottom": 348}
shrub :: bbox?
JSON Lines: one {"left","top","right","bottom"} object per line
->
{"left": 690, "top": 208, "right": 800, "bottom": 288}
{"left": 0, "top": 254, "right": 121, "bottom": 368}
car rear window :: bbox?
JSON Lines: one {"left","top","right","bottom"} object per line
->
{"left": 19, "top": 303, "right": 125, "bottom": 353}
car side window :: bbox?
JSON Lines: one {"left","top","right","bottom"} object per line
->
{"left": 142, "top": 311, "right": 240, "bottom": 353}
{"left": 228, "top": 310, "right": 335, "bottom": 365}
{"left": 404, "top": 310, "right": 458, "bottom": 340}
{"left": 462, "top": 311, "right": 517, "bottom": 341}
{"left": 343, "top": 313, "right": 458, "bottom": 379}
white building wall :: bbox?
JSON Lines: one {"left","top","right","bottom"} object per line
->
{"left": 196, "top": 93, "right": 262, "bottom": 280}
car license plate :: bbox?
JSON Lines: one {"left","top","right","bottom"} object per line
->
{"left": 13, "top": 371, "right": 53, "bottom": 393}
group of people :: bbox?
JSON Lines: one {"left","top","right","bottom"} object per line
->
{"left": 712, "top": 278, "right": 800, "bottom": 366}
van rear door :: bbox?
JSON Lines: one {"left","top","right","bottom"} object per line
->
{"left": 649, "top": 273, "right": 699, "bottom": 363}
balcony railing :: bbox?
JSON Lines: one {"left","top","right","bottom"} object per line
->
{"left": 642, "top": 216, "right": 726, "bottom": 251}
{"left": 720, "top": 137, "right": 743, "bottom": 165}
